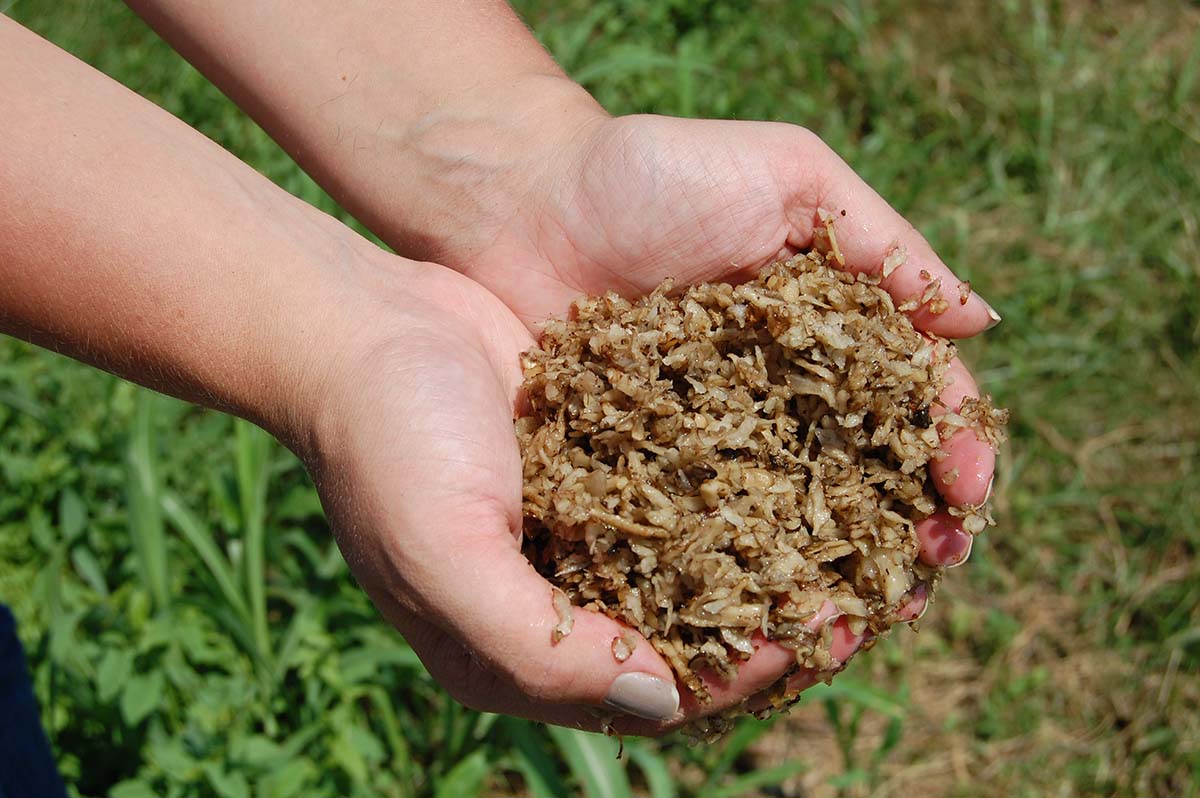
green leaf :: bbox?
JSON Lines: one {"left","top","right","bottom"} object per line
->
{"left": 258, "top": 758, "right": 317, "bottom": 798}
{"left": 120, "top": 670, "right": 165, "bottom": 725}
{"left": 704, "top": 715, "right": 778, "bottom": 787}
{"left": 434, "top": 748, "right": 493, "bottom": 798}
{"left": 343, "top": 723, "right": 386, "bottom": 765}
{"left": 29, "top": 506, "right": 55, "bottom": 552}
{"left": 95, "top": 647, "right": 133, "bottom": 703}
{"left": 274, "top": 484, "right": 323, "bottom": 521}
{"left": 58, "top": 487, "right": 87, "bottom": 541}
{"left": 330, "top": 735, "right": 367, "bottom": 784}
{"left": 146, "top": 725, "right": 199, "bottom": 776}
{"left": 338, "top": 643, "right": 424, "bottom": 684}
{"left": 71, "top": 546, "right": 108, "bottom": 596}
{"left": 573, "top": 44, "right": 709, "bottom": 85}
{"left": 110, "top": 780, "right": 159, "bottom": 798}
{"left": 234, "top": 419, "right": 273, "bottom": 669}
{"left": 625, "top": 742, "right": 677, "bottom": 798}
{"left": 232, "top": 735, "right": 287, "bottom": 768}
{"left": 204, "top": 764, "right": 251, "bottom": 798}
{"left": 807, "top": 678, "right": 907, "bottom": 719}
{"left": 828, "top": 768, "right": 869, "bottom": 789}
{"left": 161, "top": 491, "right": 249, "bottom": 624}
{"left": 546, "top": 727, "right": 631, "bottom": 798}
{"left": 503, "top": 718, "right": 569, "bottom": 798}
{"left": 126, "top": 391, "right": 170, "bottom": 610}
{"left": 707, "top": 760, "right": 808, "bottom": 798}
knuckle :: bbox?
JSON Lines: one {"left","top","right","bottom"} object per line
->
{"left": 510, "top": 654, "right": 580, "bottom": 704}
{"left": 419, "top": 632, "right": 503, "bottom": 713}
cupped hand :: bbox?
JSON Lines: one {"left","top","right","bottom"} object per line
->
{"left": 407, "top": 111, "right": 998, "bottom": 709}
{"left": 302, "top": 251, "right": 723, "bottom": 732}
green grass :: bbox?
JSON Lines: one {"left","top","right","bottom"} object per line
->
{"left": 2, "top": 0, "right": 1198, "bottom": 796}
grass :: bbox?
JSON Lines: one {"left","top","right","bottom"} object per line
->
{"left": 1, "top": 0, "right": 1197, "bottom": 796}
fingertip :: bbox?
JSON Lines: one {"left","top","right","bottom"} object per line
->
{"left": 908, "top": 290, "right": 1001, "bottom": 339}
{"left": 931, "top": 357, "right": 996, "bottom": 507}
{"left": 805, "top": 599, "right": 842, "bottom": 631}
{"left": 897, "top": 583, "right": 929, "bottom": 623}
{"left": 829, "top": 616, "right": 868, "bottom": 663}
{"left": 931, "top": 427, "right": 995, "bottom": 506}
{"left": 916, "top": 511, "right": 972, "bottom": 567}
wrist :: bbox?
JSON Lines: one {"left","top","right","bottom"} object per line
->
{"left": 362, "top": 74, "right": 608, "bottom": 264}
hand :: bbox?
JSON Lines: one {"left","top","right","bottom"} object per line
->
{"left": 400, "top": 109, "right": 998, "bottom": 711}
{"left": 299, "top": 251, "right": 708, "bottom": 732}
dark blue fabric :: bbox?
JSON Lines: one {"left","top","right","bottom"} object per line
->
{"left": 0, "top": 604, "right": 67, "bottom": 798}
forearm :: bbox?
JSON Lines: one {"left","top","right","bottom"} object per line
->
{"left": 0, "top": 17, "right": 357, "bottom": 444}
{"left": 125, "top": 0, "right": 603, "bottom": 261}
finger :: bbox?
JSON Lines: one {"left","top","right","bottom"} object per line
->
{"left": 930, "top": 356, "right": 995, "bottom": 507}
{"left": 768, "top": 126, "right": 1000, "bottom": 338}
{"left": 393, "top": 607, "right": 612, "bottom": 730}
{"left": 896, "top": 582, "right": 930, "bottom": 623}
{"left": 675, "top": 600, "right": 865, "bottom": 719}
{"left": 917, "top": 510, "right": 973, "bottom": 568}
{"left": 743, "top": 619, "right": 872, "bottom": 715}
{"left": 397, "top": 527, "right": 682, "bottom": 724}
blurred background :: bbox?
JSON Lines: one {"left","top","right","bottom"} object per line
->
{"left": 1, "top": 0, "right": 1197, "bottom": 796}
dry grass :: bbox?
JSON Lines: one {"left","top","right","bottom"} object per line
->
{"left": 753, "top": 571, "right": 1199, "bottom": 797}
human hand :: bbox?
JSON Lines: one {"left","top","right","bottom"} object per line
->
{"left": 111, "top": 0, "right": 996, "bottom": 723}
{"left": 0, "top": 9, "right": 940, "bottom": 735}
{"left": 398, "top": 109, "right": 999, "bottom": 712}
{"left": 299, "top": 250, "right": 768, "bottom": 733}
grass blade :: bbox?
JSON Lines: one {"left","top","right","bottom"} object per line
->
{"left": 361, "top": 685, "right": 416, "bottom": 794}
{"left": 433, "top": 748, "right": 493, "bottom": 798}
{"left": 704, "top": 715, "right": 779, "bottom": 789}
{"left": 806, "top": 678, "right": 907, "bottom": 719}
{"left": 502, "top": 718, "right": 569, "bottom": 798}
{"left": 546, "top": 727, "right": 631, "bottom": 798}
{"left": 573, "top": 45, "right": 688, "bottom": 85}
{"left": 707, "top": 760, "right": 808, "bottom": 798}
{"left": 625, "top": 741, "right": 677, "bottom": 798}
{"left": 126, "top": 391, "right": 170, "bottom": 610}
{"left": 234, "top": 420, "right": 272, "bottom": 669}
{"left": 161, "top": 491, "right": 249, "bottom": 625}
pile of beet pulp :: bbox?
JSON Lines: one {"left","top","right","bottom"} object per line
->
{"left": 517, "top": 251, "right": 1007, "bottom": 724}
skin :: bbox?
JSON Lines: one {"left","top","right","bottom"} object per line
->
{"left": 0, "top": 2, "right": 999, "bottom": 736}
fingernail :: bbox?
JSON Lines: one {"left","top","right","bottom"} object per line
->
{"left": 982, "top": 474, "right": 995, "bottom": 505}
{"left": 981, "top": 297, "right": 1002, "bottom": 330}
{"left": 944, "top": 534, "right": 974, "bottom": 569}
{"left": 604, "top": 673, "right": 680, "bottom": 721}
{"left": 899, "top": 584, "right": 929, "bottom": 623}
{"left": 809, "top": 599, "right": 842, "bottom": 630}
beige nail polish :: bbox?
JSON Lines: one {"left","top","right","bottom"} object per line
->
{"left": 604, "top": 673, "right": 680, "bottom": 721}
{"left": 981, "top": 298, "right": 1002, "bottom": 330}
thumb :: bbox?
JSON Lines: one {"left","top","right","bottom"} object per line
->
{"left": 398, "top": 523, "right": 682, "bottom": 724}
{"left": 767, "top": 124, "right": 1002, "bottom": 338}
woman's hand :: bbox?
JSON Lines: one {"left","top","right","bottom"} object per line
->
{"left": 410, "top": 109, "right": 999, "bottom": 500}
{"left": 2, "top": 7, "right": 991, "bottom": 734}
{"left": 298, "top": 251, "right": 797, "bottom": 733}
{"left": 388, "top": 109, "right": 997, "bottom": 709}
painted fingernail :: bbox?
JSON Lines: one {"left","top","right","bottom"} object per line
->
{"left": 604, "top": 673, "right": 680, "bottom": 721}
{"left": 944, "top": 533, "right": 974, "bottom": 568}
{"left": 981, "top": 298, "right": 1002, "bottom": 330}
